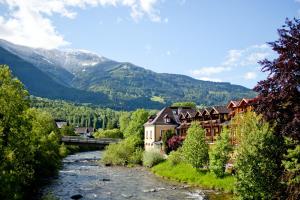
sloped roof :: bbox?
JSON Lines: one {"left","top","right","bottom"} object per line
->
{"left": 211, "top": 106, "right": 229, "bottom": 114}
{"left": 227, "top": 100, "right": 241, "bottom": 108}
{"left": 75, "top": 127, "right": 95, "bottom": 134}
{"left": 237, "top": 98, "right": 255, "bottom": 107}
{"left": 144, "top": 107, "right": 197, "bottom": 126}
{"left": 55, "top": 121, "right": 68, "bottom": 128}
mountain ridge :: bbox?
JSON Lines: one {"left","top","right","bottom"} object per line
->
{"left": 0, "top": 39, "right": 256, "bottom": 110}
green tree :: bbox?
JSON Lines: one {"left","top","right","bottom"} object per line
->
{"left": 0, "top": 65, "right": 29, "bottom": 146}
{"left": 123, "top": 109, "right": 149, "bottom": 140}
{"left": 60, "top": 124, "right": 76, "bottom": 136}
{"left": 181, "top": 122, "right": 208, "bottom": 168}
{"left": 235, "top": 112, "right": 282, "bottom": 199}
{"left": 119, "top": 112, "right": 131, "bottom": 133}
{"left": 172, "top": 102, "right": 196, "bottom": 108}
{"left": 0, "top": 66, "right": 64, "bottom": 199}
{"left": 209, "top": 127, "right": 232, "bottom": 177}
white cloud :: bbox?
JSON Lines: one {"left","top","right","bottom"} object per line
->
{"left": 166, "top": 50, "right": 171, "bottom": 56}
{"left": 197, "top": 77, "right": 222, "bottom": 82}
{"left": 0, "top": 0, "right": 164, "bottom": 49}
{"left": 190, "top": 66, "right": 231, "bottom": 76}
{"left": 189, "top": 44, "right": 272, "bottom": 82}
{"left": 244, "top": 72, "right": 257, "bottom": 80}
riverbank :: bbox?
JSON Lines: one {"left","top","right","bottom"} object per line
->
{"left": 151, "top": 161, "right": 235, "bottom": 193}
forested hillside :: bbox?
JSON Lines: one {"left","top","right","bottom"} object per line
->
{"left": 0, "top": 40, "right": 256, "bottom": 110}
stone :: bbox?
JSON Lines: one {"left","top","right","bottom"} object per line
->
{"left": 121, "top": 194, "right": 133, "bottom": 198}
{"left": 70, "top": 194, "right": 83, "bottom": 199}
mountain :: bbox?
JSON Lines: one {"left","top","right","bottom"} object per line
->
{"left": 0, "top": 39, "right": 256, "bottom": 110}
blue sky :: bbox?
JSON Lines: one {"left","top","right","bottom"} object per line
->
{"left": 0, "top": 0, "right": 299, "bottom": 88}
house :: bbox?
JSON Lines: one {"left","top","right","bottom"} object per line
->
{"left": 55, "top": 119, "right": 68, "bottom": 129}
{"left": 144, "top": 105, "right": 230, "bottom": 151}
{"left": 144, "top": 106, "right": 193, "bottom": 151}
{"left": 197, "top": 106, "right": 229, "bottom": 143}
{"left": 227, "top": 98, "right": 255, "bottom": 118}
{"left": 227, "top": 98, "right": 255, "bottom": 144}
{"left": 75, "top": 127, "right": 95, "bottom": 137}
{"left": 144, "top": 98, "right": 255, "bottom": 151}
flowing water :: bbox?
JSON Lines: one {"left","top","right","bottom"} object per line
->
{"left": 41, "top": 151, "right": 232, "bottom": 200}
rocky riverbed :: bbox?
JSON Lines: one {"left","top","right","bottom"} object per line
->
{"left": 41, "top": 151, "right": 231, "bottom": 200}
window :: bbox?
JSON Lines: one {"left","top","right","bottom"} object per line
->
{"left": 214, "top": 127, "right": 219, "bottom": 134}
{"left": 150, "top": 130, "right": 152, "bottom": 139}
{"left": 146, "top": 131, "right": 148, "bottom": 139}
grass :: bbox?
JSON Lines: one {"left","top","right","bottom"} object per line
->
{"left": 151, "top": 96, "right": 165, "bottom": 103}
{"left": 151, "top": 161, "right": 235, "bottom": 193}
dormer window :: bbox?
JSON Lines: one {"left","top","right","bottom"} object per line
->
{"left": 164, "top": 114, "right": 171, "bottom": 123}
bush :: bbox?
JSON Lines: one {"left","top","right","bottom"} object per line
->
{"left": 162, "top": 130, "right": 174, "bottom": 153}
{"left": 168, "top": 148, "right": 184, "bottom": 166}
{"left": 209, "top": 128, "right": 232, "bottom": 178}
{"left": 102, "top": 135, "right": 142, "bottom": 166}
{"left": 167, "top": 135, "right": 184, "bottom": 152}
{"left": 94, "top": 129, "right": 123, "bottom": 139}
{"left": 59, "top": 143, "right": 69, "bottom": 157}
{"left": 129, "top": 148, "right": 143, "bottom": 165}
{"left": 181, "top": 122, "right": 209, "bottom": 168}
{"left": 143, "top": 150, "right": 165, "bottom": 167}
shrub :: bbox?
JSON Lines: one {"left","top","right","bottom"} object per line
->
{"left": 168, "top": 148, "right": 184, "bottom": 166}
{"left": 102, "top": 135, "right": 142, "bottom": 166}
{"left": 181, "top": 122, "right": 209, "bottom": 168}
{"left": 94, "top": 128, "right": 123, "bottom": 139}
{"left": 59, "top": 143, "right": 69, "bottom": 157}
{"left": 209, "top": 128, "right": 232, "bottom": 177}
{"left": 162, "top": 130, "right": 174, "bottom": 153}
{"left": 167, "top": 135, "right": 184, "bottom": 152}
{"left": 143, "top": 150, "right": 165, "bottom": 167}
{"left": 129, "top": 148, "right": 143, "bottom": 165}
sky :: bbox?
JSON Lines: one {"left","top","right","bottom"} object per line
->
{"left": 0, "top": 0, "right": 299, "bottom": 89}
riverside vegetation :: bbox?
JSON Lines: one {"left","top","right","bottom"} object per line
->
{"left": 0, "top": 65, "right": 68, "bottom": 200}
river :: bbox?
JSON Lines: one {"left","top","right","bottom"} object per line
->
{"left": 41, "top": 151, "right": 232, "bottom": 200}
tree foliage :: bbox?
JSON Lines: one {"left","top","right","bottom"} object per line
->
{"left": 172, "top": 102, "right": 197, "bottom": 108}
{"left": 162, "top": 130, "right": 174, "bottom": 153}
{"left": 167, "top": 135, "right": 184, "bottom": 152}
{"left": 235, "top": 112, "right": 283, "bottom": 199}
{"left": 254, "top": 18, "right": 300, "bottom": 141}
{"left": 94, "top": 128, "right": 123, "bottom": 139}
{"left": 253, "top": 18, "right": 300, "bottom": 199}
{"left": 31, "top": 97, "right": 123, "bottom": 130}
{"left": 123, "top": 109, "right": 149, "bottom": 140}
{"left": 0, "top": 65, "right": 64, "bottom": 199}
{"left": 181, "top": 122, "right": 208, "bottom": 168}
{"left": 119, "top": 112, "right": 131, "bottom": 133}
{"left": 209, "top": 127, "right": 232, "bottom": 178}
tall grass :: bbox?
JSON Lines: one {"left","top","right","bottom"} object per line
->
{"left": 151, "top": 161, "right": 235, "bottom": 193}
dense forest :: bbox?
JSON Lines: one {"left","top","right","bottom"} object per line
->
{"left": 30, "top": 97, "right": 129, "bottom": 129}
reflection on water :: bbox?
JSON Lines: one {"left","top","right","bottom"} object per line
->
{"left": 41, "top": 151, "right": 232, "bottom": 200}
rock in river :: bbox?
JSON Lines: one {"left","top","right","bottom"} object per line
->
{"left": 70, "top": 194, "right": 83, "bottom": 199}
